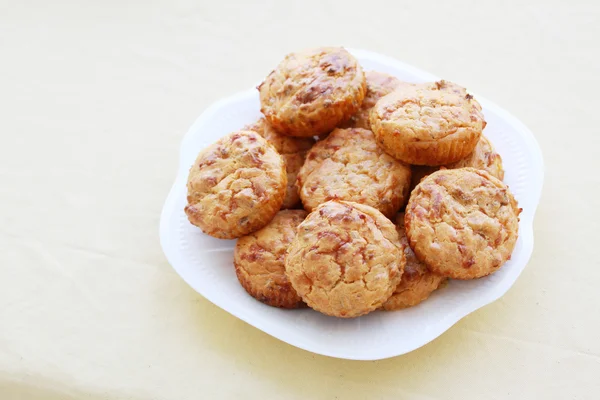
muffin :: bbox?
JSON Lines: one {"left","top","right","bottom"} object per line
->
{"left": 234, "top": 210, "right": 307, "bottom": 308}
{"left": 405, "top": 168, "right": 520, "bottom": 280}
{"left": 185, "top": 131, "right": 287, "bottom": 239}
{"left": 370, "top": 80, "right": 486, "bottom": 165}
{"left": 258, "top": 47, "right": 366, "bottom": 137}
{"left": 244, "top": 118, "right": 314, "bottom": 208}
{"left": 296, "top": 127, "right": 411, "bottom": 218}
{"left": 341, "top": 71, "right": 402, "bottom": 129}
{"left": 382, "top": 213, "right": 446, "bottom": 310}
{"left": 285, "top": 201, "right": 404, "bottom": 318}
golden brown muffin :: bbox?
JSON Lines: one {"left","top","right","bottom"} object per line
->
{"left": 244, "top": 118, "right": 314, "bottom": 208}
{"left": 405, "top": 168, "right": 520, "bottom": 280}
{"left": 446, "top": 134, "right": 504, "bottom": 180}
{"left": 341, "top": 71, "right": 401, "bottom": 129}
{"left": 234, "top": 210, "right": 307, "bottom": 308}
{"left": 409, "top": 134, "right": 504, "bottom": 192}
{"left": 185, "top": 131, "right": 287, "bottom": 239}
{"left": 370, "top": 80, "right": 486, "bottom": 165}
{"left": 285, "top": 201, "right": 404, "bottom": 318}
{"left": 258, "top": 47, "right": 366, "bottom": 137}
{"left": 382, "top": 213, "right": 446, "bottom": 310}
{"left": 296, "top": 127, "right": 411, "bottom": 218}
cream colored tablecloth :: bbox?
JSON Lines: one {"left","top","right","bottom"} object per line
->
{"left": 1, "top": 1, "right": 599, "bottom": 399}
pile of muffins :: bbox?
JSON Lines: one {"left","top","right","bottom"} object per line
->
{"left": 185, "top": 47, "right": 521, "bottom": 318}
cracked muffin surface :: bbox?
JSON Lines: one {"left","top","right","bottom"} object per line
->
{"left": 297, "top": 127, "right": 411, "bottom": 218}
{"left": 370, "top": 80, "right": 485, "bottom": 165}
{"left": 341, "top": 71, "right": 402, "bottom": 129}
{"left": 185, "top": 131, "right": 287, "bottom": 239}
{"left": 382, "top": 213, "right": 446, "bottom": 310}
{"left": 285, "top": 201, "right": 404, "bottom": 318}
{"left": 234, "top": 210, "right": 307, "bottom": 308}
{"left": 244, "top": 118, "right": 314, "bottom": 208}
{"left": 258, "top": 47, "right": 366, "bottom": 137}
{"left": 405, "top": 168, "right": 520, "bottom": 280}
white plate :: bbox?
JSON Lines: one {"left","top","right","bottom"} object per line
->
{"left": 159, "top": 49, "right": 544, "bottom": 360}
